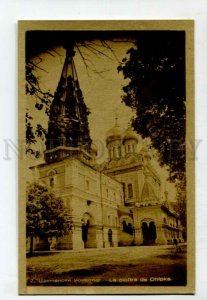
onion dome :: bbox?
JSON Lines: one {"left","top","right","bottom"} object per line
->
{"left": 122, "top": 127, "right": 139, "bottom": 143}
{"left": 90, "top": 143, "right": 98, "bottom": 155}
{"left": 106, "top": 125, "right": 123, "bottom": 145}
{"left": 139, "top": 146, "right": 151, "bottom": 160}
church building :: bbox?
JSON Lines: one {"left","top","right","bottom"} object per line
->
{"left": 28, "top": 47, "right": 183, "bottom": 251}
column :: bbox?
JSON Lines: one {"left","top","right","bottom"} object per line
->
{"left": 56, "top": 232, "right": 73, "bottom": 250}
{"left": 72, "top": 226, "right": 84, "bottom": 250}
{"left": 156, "top": 226, "right": 167, "bottom": 245}
{"left": 134, "top": 228, "right": 143, "bottom": 245}
{"left": 96, "top": 225, "right": 104, "bottom": 248}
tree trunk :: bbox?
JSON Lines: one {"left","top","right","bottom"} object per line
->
{"left": 30, "top": 235, "right": 34, "bottom": 254}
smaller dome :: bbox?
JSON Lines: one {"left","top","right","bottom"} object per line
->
{"left": 139, "top": 146, "right": 151, "bottom": 160}
{"left": 106, "top": 125, "right": 123, "bottom": 145}
{"left": 123, "top": 128, "right": 139, "bottom": 143}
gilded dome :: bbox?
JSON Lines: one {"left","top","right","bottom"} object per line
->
{"left": 106, "top": 125, "right": 123, "bottom": 145}
{"left": 122, "top": 128, "right": 139, "bottom": 142}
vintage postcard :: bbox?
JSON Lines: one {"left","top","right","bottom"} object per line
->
{"left": 18, "top": 20, "right": 194, "bottom": 294}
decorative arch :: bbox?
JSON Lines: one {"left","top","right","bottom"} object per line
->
{"left": 141, "top": 217, "right": 154, "bottom": 225}
{"left": 120, "top": 215, "right": 133, "bottom": 235}
{"left": 141, "top": 218, "right": 157, "bottom": 245}
{"left": 47, "top": 169, "right": 57, "bottom": 177}
{"left": 81, "top": 212, "right": 97, "bottom": 248}
{"left": 108, "top": 228, "right": 113, "bottom": 246}
{"left": 47, "top": 169, "right": 57, "bottom": 188}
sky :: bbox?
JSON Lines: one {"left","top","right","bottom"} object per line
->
{"left": 26, "top": 39, "right": 176, "bottom": 200}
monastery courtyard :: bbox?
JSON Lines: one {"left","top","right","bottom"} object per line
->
{"left": 27, "top": 244, "right": 186, "bottom": 286}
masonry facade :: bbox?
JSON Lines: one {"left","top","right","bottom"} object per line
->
{"left": 27, "top": 48, "right": 183, "bottom": 251}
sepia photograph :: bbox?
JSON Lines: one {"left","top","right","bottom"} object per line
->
{"left": 18, "top": 21, "right": 194, "bottom": 294}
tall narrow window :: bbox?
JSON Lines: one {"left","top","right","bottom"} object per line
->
{"left": 86, "top": 180, "right": 89, "bottom": 191}
{"left": 122, "top": 183, "right": 126, "bottom": 199}
{"left": 113, "top": 147, "right": 116, "bottom": 158}
{"left": 128, "top": 183, "right": 133, "bottom": 198}
{"left": 50, "top": 177, "right": 54, "bottom": 188}
{"left": 110, "top": 148, "right": 113, "bottom": 159}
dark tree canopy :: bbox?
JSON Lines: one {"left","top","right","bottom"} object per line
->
{"left": 118, "top": 31, "right": 186, "bottom": 182}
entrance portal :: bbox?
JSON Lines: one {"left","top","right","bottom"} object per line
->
{"left": 108, "top": 228, "right": 113, "bottom": 247}
{"left": 81, "top": 213, "right": 97, "bottom": 248}
{"left": 141, "top": 220, "right": 157, "bottom": 245}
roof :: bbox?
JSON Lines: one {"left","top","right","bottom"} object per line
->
{"left": 106, "top": 125, "right": 124, "bottom": 144}
{"left": 141, "top": 180, "right": 157, "bottom": 201}
{"left": 123, "top": 128, "right": 139, "bottom": 142}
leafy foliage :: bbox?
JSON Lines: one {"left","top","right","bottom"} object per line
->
{"left": 173, "top": 177, "right": 187, "bottom": 239}
{"left": 118, "top": 32, "right": 186, "bottom": 182}
{"left": 26, "top": 182, "right": 72, "bottom": 251}
{"left": 26, "top": 60, "right": 53, "bottom": 156}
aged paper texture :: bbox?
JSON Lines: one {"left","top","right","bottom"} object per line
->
{"left": 18, "top": 20, "right": 194, "bottom": 294}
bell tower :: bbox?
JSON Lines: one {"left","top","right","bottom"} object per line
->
{"left": 44, "top": 46, "right": 93, "bottom": 163}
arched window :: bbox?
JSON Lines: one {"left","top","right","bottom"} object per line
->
{"left": 127, "top": 223, "right": 133, "bottom": 235}
{"left": 113, "top": 147, "right": 116, "bottom": 158}
{"left": 86, "top": 180, "right": 89, "bottom": 190}
{"left": 47, "top": 169, "right": 57, "bottom": 177}
{"left": 122, "top": 220, "right": 127, "bottom": 231}
{"left": 110, "top": 148, "right": 113, "bottom": 158}
{"left": 108, "top": 229, "right": 113, "bottom": 246}
{"left": 128, "top": 183, "right": 133, "bottom": 198}
{"left": 118, "top": 146, "right": 121, "bottom": 157}
{"left": 50, "top": 177, "right": 54, "bottom": 188}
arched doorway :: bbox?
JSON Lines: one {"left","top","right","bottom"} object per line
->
{"left": 108, "top": 228, "right": 113, "bottom": 247}
{"left": 141, "top": 220, "right": 157, "bottom": 245}
{"left": 142, "top": 222, "right": 149, "bottom": 242}
{"left": 119, "top": 216, "right": 134, "bottom": 246}
{"left": 81, "top": 213, "right": 97, "bottom": 248}
{"left": 148, "top": 221, "right": 157, "bottom": 241}
{"left": 121, "top": 218, "right": 133, "bottom": 235}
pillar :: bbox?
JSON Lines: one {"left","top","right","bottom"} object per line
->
{"left": 156, "top": 226, "right": 167, "bottom": 245}
{"left": 134, "top": 228, "right": 143, "bottom": 245}
{"left": 72, "top": 226, "right": 84, "bottom": 250}
{"left": 96, "top": 226, "right": 104, "bottom": 248}
{"left": 56, "top": 232, "right": 73, "bottom": 250}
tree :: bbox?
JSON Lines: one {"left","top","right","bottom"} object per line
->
{"left": 118, "top": 31, "right": 186, "bottom": 182}
{"left": 26, "top": 182, "right": 72, "bottom": 253}
{"left": 173, "top": 177, "right": 187, "bottom": 240}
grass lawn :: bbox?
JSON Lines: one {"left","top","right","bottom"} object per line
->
{"left": 27, "top": 245, "right": 187, "bottom": 286}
